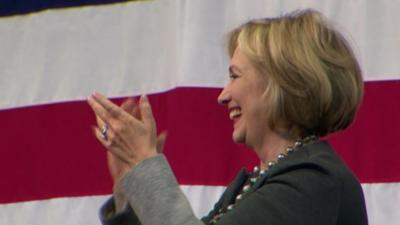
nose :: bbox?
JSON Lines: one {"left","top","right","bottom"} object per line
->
{"left": 217, "top": 86, "right": 230, "bottom": 105}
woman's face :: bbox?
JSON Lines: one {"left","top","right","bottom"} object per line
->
{"left": 218, "top": 47, "right": 271, "bottom": 148}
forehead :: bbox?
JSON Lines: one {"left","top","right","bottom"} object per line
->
{"left": 229, "top": 47, "right": 253, "bottom": 72}
{"left": 229, "top": 47, "right": 269, "bottom": 85}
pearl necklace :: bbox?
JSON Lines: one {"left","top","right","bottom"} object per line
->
{"left": 209, "top": 135, "right": 318, "bottom": 224}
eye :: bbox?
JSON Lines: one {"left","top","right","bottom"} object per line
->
{"left": 229, "top": 73, "right": 239, "bottom": 80}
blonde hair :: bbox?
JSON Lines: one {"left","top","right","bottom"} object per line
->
{"left": 227, "top": 9, "right": 363, "bottom": 138}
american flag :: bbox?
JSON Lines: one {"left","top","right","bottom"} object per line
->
{"left": 0, "top": 1, "right": 399, "bottom": 224}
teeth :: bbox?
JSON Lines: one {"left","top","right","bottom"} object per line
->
{"left": 229, "top": 109, "right": 241, "bottom": 120}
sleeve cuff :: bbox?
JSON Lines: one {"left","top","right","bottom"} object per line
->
{"left": 99, "top": 196, "right": 140, "bottom": 225}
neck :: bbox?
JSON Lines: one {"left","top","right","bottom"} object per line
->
{"left": 253, "top": 132, "right": 295, "bottom": 170}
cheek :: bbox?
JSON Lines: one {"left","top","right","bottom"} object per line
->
{"left": 249, "top": 97, "right": 270, "bottom": 124}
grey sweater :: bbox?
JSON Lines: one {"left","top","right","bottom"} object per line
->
{"left": 100, "top": 141, "right": 368, "bottom": 225}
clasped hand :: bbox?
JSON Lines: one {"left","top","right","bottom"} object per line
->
{"left": 87, "top": 92, "right": 166, "bottom": 184}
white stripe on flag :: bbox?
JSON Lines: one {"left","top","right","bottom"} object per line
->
{"left": 0, "top": 184, "right": 399, "bottom": 225}
{"left": 0, "top": 185, "right": 225, "bottom": 225}
{"left": 362, "top": 183, "right": 400, "bottom": 225}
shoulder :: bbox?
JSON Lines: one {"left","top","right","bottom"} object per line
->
{"left": 219, "top": 151, "right": 342, "bottom": 225}
{"left": 267, "top": 140, "right": 359, "bottom": 186}
{"left": 218, "top": 141, "right": 359, "bottom": 224}
{"left": 259, "top": 140, "right": 366, "bottom": 204}
{"left": 261, "top": 141, "right": 345, "bottom": 206}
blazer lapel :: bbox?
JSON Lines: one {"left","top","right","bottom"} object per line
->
{"left": 220, "top": 168, "right": 248, "bottom": 209}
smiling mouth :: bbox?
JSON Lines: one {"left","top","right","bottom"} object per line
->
{"left": 229, "top": 108, "right": 242, "bottom": 120}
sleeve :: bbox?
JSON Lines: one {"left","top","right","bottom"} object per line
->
{"left": 120, "top": 154, "right": 205, "bottom": 225}
{"left": 216, "top": 165, "right": 341, "bottom": 225}
{"left": 99, "top": 196, "right": 141, "bottom": 225}
{"left": 200, "top": 192, "right": 225, "bottom": 224}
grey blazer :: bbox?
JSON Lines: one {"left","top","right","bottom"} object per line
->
{"left": 100, "top": 141, "right": 368, "bottom": 225}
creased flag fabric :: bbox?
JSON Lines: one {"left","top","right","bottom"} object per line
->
{"left": 0, "top": 1, "right": 399, "bottom": 225}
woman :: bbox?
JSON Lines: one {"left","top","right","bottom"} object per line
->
{"left": 88, "top": 9, "right": 368, "bottom": 225}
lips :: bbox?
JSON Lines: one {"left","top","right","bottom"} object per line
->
{"left": 229, "top": 107, "right": 242, "bottom": 120}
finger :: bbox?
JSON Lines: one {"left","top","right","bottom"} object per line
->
{"left": 121, "top": 97, "right": 141, "bottom": 120}
{"left": 139, "top": 95, "right": 156, "bottom": 129}
{"left": 121, "top": 98, "right": 135, "bottom": 114}
{"left": 96, "top": 115, "right": 105, "bottom": 127}
{"left": 95, "top": 116, "right": 109, "bottom": 140}
{"left": 88, "top": 94, "right": 134, "bottom": 128}
{"left": 88, "top": 95, "right": 114, "bottom": 125}
{"left": 92, "top": 126, "right": 131, "bottom": 165}
{"left": 156, "top": 131, "right": 167, "bottom": 153}
{"left": 90, "top": 92, "right": 127, "bottom": 119}
{"left": 93, "top": 122, "right": 134, "bottom": 157}
{"left": 132, "top": 101, "right": 141, "bottom": 120}
{"left": 92, "top": 125, "right": 115, "bottom": 146}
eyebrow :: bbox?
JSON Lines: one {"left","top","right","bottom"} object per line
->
{"left": 229, "top": 65, "right": 243, "bottom": 74}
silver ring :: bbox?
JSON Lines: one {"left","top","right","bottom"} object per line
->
{"left": 100, "top": 124, "right": 108, "bottom": 140}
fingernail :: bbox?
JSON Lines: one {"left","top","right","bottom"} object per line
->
{"left": 141, "top": 94, "right": 148, "bottom": 102}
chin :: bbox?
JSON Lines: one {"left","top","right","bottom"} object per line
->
{"left": 232, "top": 130, "right": 246, "bottom": 144}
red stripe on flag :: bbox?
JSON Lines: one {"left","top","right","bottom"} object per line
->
{"left": 0, "top": 81, "right": 399, "bottom": 203}
{"left": 329, "top": 80, "right": 400, "bottom": 183}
